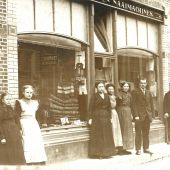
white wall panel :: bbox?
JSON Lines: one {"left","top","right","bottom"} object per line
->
{"left": 126, "top": 17, "right": 137, "bottom": 46}
{"left": 148, "top": 23, "right": 158, "bottom": 53}
{"left": 16, "top": 0, "right": 34, "bottom": 32}
{"left": 35, "top": 0, "right": 53, "bottom": 32}
{"left": 72, "top": 2, "right": 87, "bottom": 41}
{"left": 117, "top": 15, "right": 126, "bottom": 48}
{"left": 137, "top": 21, "right": 147, "bottom": 48}
{"left": 54, "top": 0, "right": 71, "bottom": 35}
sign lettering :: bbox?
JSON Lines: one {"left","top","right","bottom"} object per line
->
{"left": 91, "top": 0, "right": 164, "bottom": 22}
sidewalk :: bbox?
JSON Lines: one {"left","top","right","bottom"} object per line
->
{"left": 47, "top": 142, "right": 170, "bottom": 170}
{"left": 0, "top": 143, "right": 170, "bottom": 170}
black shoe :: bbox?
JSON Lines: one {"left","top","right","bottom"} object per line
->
{"left": 143, "top": 149, "right": 153, "bottom": 155}
{"left": 136, "top": 150, "right": 141, "bottom": 155}
{"left": 118, "top": 150, "right": 131, "bottom": 155}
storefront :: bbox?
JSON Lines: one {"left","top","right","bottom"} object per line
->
{"left": 92, "top": 0, "right": 164, "bottom": 118}
{"left": 15, "top": 0, "right": 165, "bottom": 162}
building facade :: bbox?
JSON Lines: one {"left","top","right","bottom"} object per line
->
{"left": 0, "top": 0, "right": 170, "bottom": 162}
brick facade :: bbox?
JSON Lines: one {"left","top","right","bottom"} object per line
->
{"left": 0, "top": 0, "right": 18, "bottom": 99}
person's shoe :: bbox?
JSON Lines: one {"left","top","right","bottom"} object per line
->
{"left": 118, "top": 150, "right": 131, "bottom": 155}
{"left": 136, "top": 150, "right": 141, "bottom": 155}
{"left": 123, "top": 150, "right": 132, "bottom": 155}
{"left": 167, "top": 142, "right": 170, "bottom": 144}
{"left": 143, "top": 149, "right": 153, "bottom": 155}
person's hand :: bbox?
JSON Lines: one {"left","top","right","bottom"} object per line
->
{"left": 20, "top": 130, "right": 23, "bottom": 136}
{"left": 164, "top": 113, "right": 169, "bottom": 119}
{"left": 1, "top": 139, "right": 6, "bottom": 144}
{"left": 135, "top": 116, "right": 140, "bottom": 120}
{"left": 41, "top": 124, "right": 48, "bottom": 128}
{"left": 88, "top": 119, "right": 92, "bottom": 125}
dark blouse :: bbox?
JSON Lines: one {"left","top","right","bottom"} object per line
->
{"left": 0, "top": 103, "right": 21, "bottom": 140}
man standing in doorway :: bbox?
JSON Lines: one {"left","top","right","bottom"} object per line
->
{"left": 131, "top": 77, "right": 154, "bottom": 155}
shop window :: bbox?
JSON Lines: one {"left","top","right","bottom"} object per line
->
{"left": 18, "top": 44, "right": 88, "bottom": 128}
{"left": 118, "top": 55, "right": 158, "bottom": 117}
{"left": 95, "top": 57, "right": 113, "bottom": 84}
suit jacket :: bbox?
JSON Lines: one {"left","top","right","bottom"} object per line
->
{"left": 163, "top": 91, "right": 170, "bottom": 115}
{"left": 131, "top": 88, "right": 154, "bottom": 122}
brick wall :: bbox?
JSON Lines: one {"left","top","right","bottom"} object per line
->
{"left": 7, "top": 0, "right": 18, "bottom": 99}
{"left": 0, "top": 0, "right": 18, "bottom": 100}
{"left": 0, "top": 0, "right": 8, "bottom": 93}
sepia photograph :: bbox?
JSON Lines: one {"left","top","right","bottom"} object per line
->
{"left": 0, "top": 0, "right": 170, "bottom": 169}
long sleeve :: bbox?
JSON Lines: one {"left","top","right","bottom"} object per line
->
{"left": 88, "top": 95, "right": 95, "bottom": 120}
{"left": 14, "top": 100, "right": 22, "bottom": 130}
{"left": 131, "top": 90, "right": 138, "bottom": 118}
{"left": 163, "top": 92, "right": 169, "bottom": 114}
{"left": 36, "top": 100, "right": 48, "bottom": 125}
{"left": 149, "top": 91, "right": 154, "bottom": 118}
{"left": 0, "top": 109, "right": 5, "bottom": 140}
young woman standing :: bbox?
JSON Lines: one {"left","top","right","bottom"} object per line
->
{"left": 15, "top": 85, "right": 47, "bottom": 165}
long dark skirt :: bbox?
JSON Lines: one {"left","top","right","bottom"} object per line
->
{"left": 0, "top": 120, "right": 25, "bottom": 165}
{"left": 117, "top": 106, "right": 134, "bottom": 150}
{"left": 89, "top": 112, "right": 115, "bottom": 158}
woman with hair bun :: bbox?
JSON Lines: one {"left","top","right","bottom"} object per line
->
{"left": 88, "top": 81, "right": 115, "bottom": 159}
{"left": 106, "top": 84, "right": 123, "bottom": 154}
{"left": 0, "top": 92, "right": 25, "bottom": 165}
{"left": 15, "top": 85, "right": 47, "bottom": 165}
{"left": 116, "top": 81, "right": 134, "bottom": 154}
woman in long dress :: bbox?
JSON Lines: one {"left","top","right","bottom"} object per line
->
{"left": 116, "top": 81, "right": 134, "bottom": 154}
{"left": 106, "top": 84, "right": 123, "bottom": 153}
{"left": 15, "top": 85, "right": 47, "bottom": 165}
{"left": 88, "top": 81, "right": 115, "bottom": 159}
{"left": 0, "top": 92, "right": 25, "bottom": 165}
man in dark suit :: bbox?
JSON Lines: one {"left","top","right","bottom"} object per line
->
{"left": 131, "top": 77, "right": 154, "bottom": 155}
{"left": 163, "top": 90, "right": 170, "bottom": 144}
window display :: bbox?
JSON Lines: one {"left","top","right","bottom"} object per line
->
{"left": 18, "top": 44, "right": 87, "bottom": 128}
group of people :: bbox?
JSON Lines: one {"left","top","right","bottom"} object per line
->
{"left": 0, "top": 85, "right": 47, "bottom": 165}
{"left": 88, "top": 77, "right": 154, "bottom": 159}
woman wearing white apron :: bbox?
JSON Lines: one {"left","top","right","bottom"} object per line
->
{"left": 15, "top": 85, "right": 47, "bottom": 165}
{"left": 106, "top": 84, "right": 123, "bottom": 154}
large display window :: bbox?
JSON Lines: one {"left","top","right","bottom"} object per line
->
{"left": 118, "top": 49, "right": 158, "bottom": 117}
{"left": 18, "top": 43, "right": 88, "bottom": 128}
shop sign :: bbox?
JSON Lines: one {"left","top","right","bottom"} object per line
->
{"left": 90, "top": 0, "right": 164, "bottom": 22}
{"left": 41, "top": 56, "right": 57, "bottom": 65}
